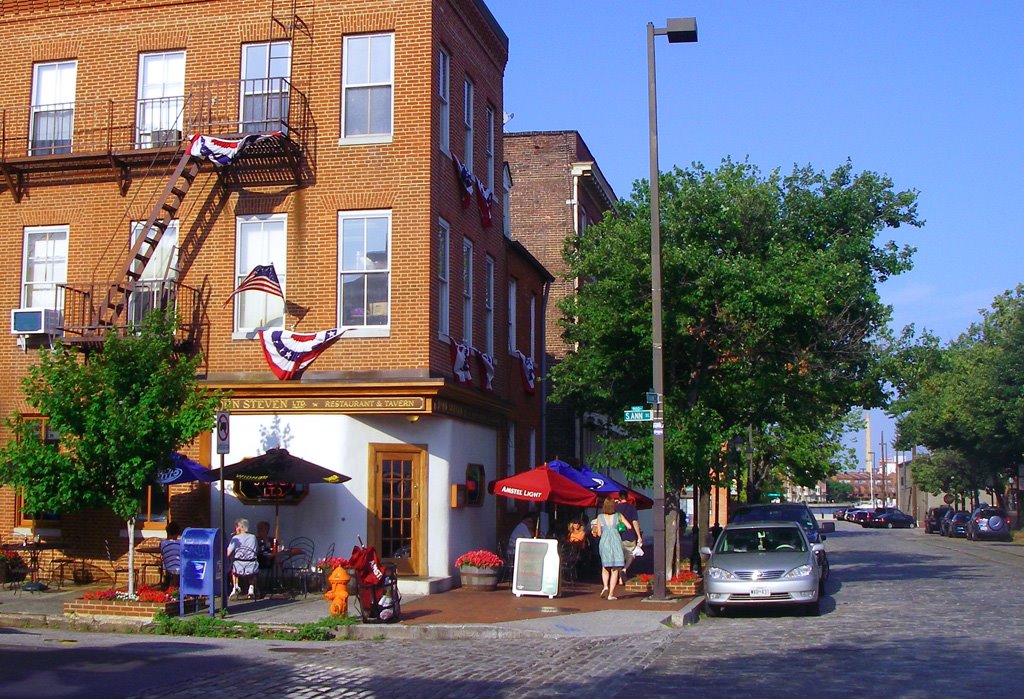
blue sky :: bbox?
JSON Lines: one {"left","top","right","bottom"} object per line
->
{"left": 486, "top": 1, "right": 1023, "bottom": 469}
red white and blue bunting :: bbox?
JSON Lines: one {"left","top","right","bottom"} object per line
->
{"left": 473, "top": 348, "right": 496, "bottom": 392}
{"left": 449, "top": 337, "right": 473, "bottom": 384}
{"left": 258, "top": 328, "right": 348, "bottom": 380}
{"left": 514, "top": 350, "right": 536, "bottom": 394}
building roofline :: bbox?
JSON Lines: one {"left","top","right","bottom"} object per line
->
{"left": 506, "top": 237, "right": 555, "bottom": 282}
{"left": 474, "top": 0, "right": 509, "bottom": 51}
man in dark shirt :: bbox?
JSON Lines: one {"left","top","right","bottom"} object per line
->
{"left": 615, "top": 491, "right": 643, "bottom": 577}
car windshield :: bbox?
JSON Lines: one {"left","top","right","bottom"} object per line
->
{"left": 731, "top": 507, "right": 815, "bottom": 530}
{"left": 716, "top": 527, "right": 807, "bottom": 553}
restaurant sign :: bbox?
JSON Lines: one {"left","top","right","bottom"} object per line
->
{"left": 512, "top": 538, "right": 560, "bottom": 599}
{"left": 227, "top": 396, "right": 425, "bottom": 414}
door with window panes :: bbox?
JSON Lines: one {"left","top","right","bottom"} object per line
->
{"left": 368, "top": 445, "right": 426, "bottom": 576}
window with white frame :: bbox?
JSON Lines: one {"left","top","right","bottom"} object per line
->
{"left": 463, "top": 78, "right": 474, "bottom": 171}
{"left": 339, "top": 210, "right": 391, "bottom": 331}
{"left": 485, "top": 105, "right": 495, "bottom": 192}
{"left": 462, "top": 238, "right": 473, "bottom": 345}
{"left": 129, "top": 220, "right": 179, "bottom": 325}
{"left": 502, "top": 164, "right": 512, "bottom": 238}
{"left": 241, "top": 41, "right": 291, "bottom": 133}
{"left": 507, "top": 277, "right": 517, "bottom": 354}
{"left": 341, "top": 33, "right": 394, "bottom": 142}
{"left": 137, "top": 51, "right": 185, "bottom": 148}
{"left": 30, "top": 61, "right": 77, "bottom": 156}
{"left": 234, "top": 214, "right": 286, "bottom": 333}
{"left": 505, "top": 422, "right": 516, "bottom": 511}
{"left": 484, "top": 255, "right": 494, "bottom": 355}
{"left": 21, "top": 225, "right": 68, "bottom": 309}
{"left": 438, "top": 48, "right": 450, "bottom": 153}
{"left": 438, "top": 217, "right": 450, "bottom": 337}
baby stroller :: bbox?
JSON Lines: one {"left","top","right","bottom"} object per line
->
{"left": 348, "top": 538, "right": 401, "bottom": 623}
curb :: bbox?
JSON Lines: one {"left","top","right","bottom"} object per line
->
{"left": 669, "top": 595, "right": 704, "bottom": 627}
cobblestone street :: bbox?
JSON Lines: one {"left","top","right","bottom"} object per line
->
{"left": 2, "top": 522, "right": 1023, "bottom": 698}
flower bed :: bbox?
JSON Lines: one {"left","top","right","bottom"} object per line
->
{"left": 624, "top": 573, "right": 653, "bottom": 593}
{"left": 64, "top": 584, "right": 199, "bottom": 622}
{"left": 666, "top": 571, "right": 703, "bottom": 596}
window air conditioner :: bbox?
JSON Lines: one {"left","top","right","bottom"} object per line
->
{"left": 11, "top": 308, "right": 63, "bottom": 335}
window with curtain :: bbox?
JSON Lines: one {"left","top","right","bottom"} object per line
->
{"left": 234, "top": 214, "right": 287, "bottom": 333}
{"left": 341, "top": 33, "right": 394, "bottom": 142}
{"left": 339, "top": 210, "right": 391, "bottom": 333}
{"left": 21, "top": 225, "right": 68, "bottom": 310}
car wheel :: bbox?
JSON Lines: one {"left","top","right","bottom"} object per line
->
{"left": 887, "top": 522, "right": 894, "bottom": 529}
{"left": 705, "top": 603, "right": 721, "bottom": 618}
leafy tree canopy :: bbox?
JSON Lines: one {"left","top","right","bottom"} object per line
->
{"left": 0, "top": 311, "right": 224, "bottom": 522}
{"left": 551, "top": 159, "right": 920, "bottom": 489}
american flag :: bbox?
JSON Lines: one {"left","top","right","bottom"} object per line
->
{"left": 452, "top": 154, "right": 475, "bottom": 209}
{"left": 474, "top": 175, "right": 494, "bottom": 228}
{"left": 515, "top": 350, "right": 536, "bottom": 394}
{"left": 449, "top": 337, "right": 473, "bottom": 384}
{"left": 225, "top": 264, "right": 284, "bottom": 304}
{"left": 258, "top": 328, "right": 348, "bottom": 380}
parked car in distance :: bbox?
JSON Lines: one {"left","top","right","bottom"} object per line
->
{"left": 701, "top": 521, "right": 825, "bottom": 617}
{"left": 728, "top": 503, "right": 833, "bottom": 581}
{"left": 947, "top": 511, "right": 970, "bottom": 538}
{"left": 925, "top": 506, "right": 952, "bottom": 534}
{"left": 868, "top": 508, "right": 917, "bottom": 529}
{"left": 849, "top": 509, "right": 871, "bottom": 525}
{"left": 940, "top": 507, "right": 960, "bottom": 536}
{"left": 966, "top": 505, "right": 1012, "bottom": 542}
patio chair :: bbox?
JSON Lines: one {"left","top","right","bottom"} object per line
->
{"left": 46, "top": 550, "right": 79, "bottom": 591}
{"left": 308, "top": 541, "right": 334, "bottom": 593}
{"left": 161, "top": 541, "right": 181, "bottom": 590}
{"left": 280, "top": 536, "right": 315, "bottom": 597}
{"left": 104, "top": 539, "right": 136, "bottom": 590}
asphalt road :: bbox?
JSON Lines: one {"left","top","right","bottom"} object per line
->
{"left": 1, "top": 521, "right": 1022, "bottom": 698}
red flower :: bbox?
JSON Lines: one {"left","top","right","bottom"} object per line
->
{"left": 455, "top": 550, "right": 503, "bottom": 569}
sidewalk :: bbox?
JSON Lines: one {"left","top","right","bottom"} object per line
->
{"left": 0, "top": 577, "right": 701, "bottom": 639}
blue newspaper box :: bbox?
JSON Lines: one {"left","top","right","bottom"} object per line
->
{"left": 180, "top": 527, "right": 222, "bottom": 617}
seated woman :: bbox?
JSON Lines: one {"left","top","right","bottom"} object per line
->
{"left": 226, "top": 518, "right": 259, "bottom": 599}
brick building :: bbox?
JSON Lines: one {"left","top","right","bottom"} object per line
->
{"left": 504, "top": 131, "right": 616, "bottom": 464}
{"left": 0, "top": 0, "right": 550, "bottom": 592}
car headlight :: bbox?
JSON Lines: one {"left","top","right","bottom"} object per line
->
{"left": 705, "top": 566, "right": 737, "bottom": 580}
{"left": 784, "top": 564, "right": 813, "bottom": 579}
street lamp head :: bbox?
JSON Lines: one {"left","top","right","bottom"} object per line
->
{"left": 664, "top": 17, "right": 698, "bottom": 43}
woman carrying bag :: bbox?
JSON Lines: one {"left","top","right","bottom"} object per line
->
{"left": 592, "top": 496, "right": 635, "bottom": 600}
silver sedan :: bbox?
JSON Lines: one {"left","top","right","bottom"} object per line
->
{"left": 700, "top": 520, "right": 825, "bottom": 617}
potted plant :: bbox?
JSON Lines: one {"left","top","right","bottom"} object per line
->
{"left": 0, "top": 549, "right": 26, "bottom": 585}
{"left": 624, "top": 572, "right": 654, "bottom": 593}
{"left": 455, "top": 550, "right": 503, "bottom": 590}
{"left": 666, "top": 570, "right": 703, "bottom": 596}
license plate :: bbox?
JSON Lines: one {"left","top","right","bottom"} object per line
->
{"left": 750, "top": 587, "right": 770, "bottom": 598}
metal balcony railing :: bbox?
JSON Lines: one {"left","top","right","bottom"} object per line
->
{"left": 58, "top": 279, "right": 200, "bottom": 347}
{"left": 0, "top": 78, "right": 310, "bottom": 165}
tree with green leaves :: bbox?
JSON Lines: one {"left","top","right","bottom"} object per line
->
{"left": 893, "top": 286, "right": 1024, "bottom": 507}
{"left": 0, "top": 311, "right": 223, "bottom": 596}
{"left": 826, "top": 479, "right": 854, "bottom": 503}
{"left": 553, "top": 160, "right": 919, "bottom": 492}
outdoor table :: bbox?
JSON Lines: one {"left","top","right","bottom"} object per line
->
{"left": 11, "top": 541, "right": 63, "bottom": 586}
{"left": 267, "top": 547, "right": 304, "bottom": 595}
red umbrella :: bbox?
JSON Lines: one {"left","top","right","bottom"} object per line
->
{"left": 490, "top": 465, "right": 600, "bottom": 507}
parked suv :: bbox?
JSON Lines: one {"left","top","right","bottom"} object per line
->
{"left": 925, "top": 506, "right": 951, "bottom": 534}
{"left": 966, "top": 505, "right": 1012, "bottom": 542}
{"left": 728, "top": 503, "right": 834, "bottom": 581}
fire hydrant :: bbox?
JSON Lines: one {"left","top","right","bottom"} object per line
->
{"left": 324, "top": 566, "right": 350, "bottom": 616}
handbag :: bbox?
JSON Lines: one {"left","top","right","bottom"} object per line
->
{"left": 616, "top": 517, "right": 628, "bottom": 534}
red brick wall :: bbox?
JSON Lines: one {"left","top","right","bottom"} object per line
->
{"left": 0, "top": 1, "right": 525, "bottom": 569}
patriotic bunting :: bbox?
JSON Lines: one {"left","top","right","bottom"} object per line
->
{"left": 473, "top": 348, "right": 496, "bottom": 392}
{"left": 225, "top": 263, "right": 284, "bottom": 305}
{"left": 515, "top": 350, "right": 536, "bottom": 394}
{"left": 258, "top": 328, "right": 348, "bottom": 380}
{"left": 188, "top": 132, "right": 281, "bottom": 166}
{"left": 473, "top": 175, "right": 494, "bottom": 228}
{"left": 449, "top": 337, "right": 473, "bottom": 384}
{"left": 452, "top": 154, "right": 475, "bottom": 209}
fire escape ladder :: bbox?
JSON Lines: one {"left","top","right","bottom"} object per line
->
{"left": 96, "top": 148, "right": 200, "bottom": 328}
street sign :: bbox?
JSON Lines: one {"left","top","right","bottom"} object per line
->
{"left": 215, "top": 411, "right": 230, "bottom": 454}
{"left": 653, "top": 421, "right": 664, "bottom": 436}
{"left": 624, "top": 406, "right": 653, "bottom": 422}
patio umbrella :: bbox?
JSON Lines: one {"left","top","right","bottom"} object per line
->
{"left": 578, "top": 465, "right": 654, "bottom": 510}
{"left": 543, "top": 459, "right": 596, "bottom": 490}
{"left": 489, "top": 465, "right": 599, "bottom": 508}
{"left": 208, "top": 448, "right": 351, "bottom": 542}
{"left": 156, "top": 453, "right": 215, "bottom": 485}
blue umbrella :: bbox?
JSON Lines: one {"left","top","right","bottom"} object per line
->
{"left": 578, "top": 465, "right": 625, "bottom": 494}
{"left": 157, "top": 453, "right": 215, "bottom": 485}
{"left": 543, "top": 459, "right": 595, "bottom": 490}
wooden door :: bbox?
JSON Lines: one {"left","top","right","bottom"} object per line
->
{"left": 368, "top": 445, "right": 426, "bottom": 576}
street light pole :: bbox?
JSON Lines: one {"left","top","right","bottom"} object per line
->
{"left": 647, "top": 17, "right": 697, "bottom": 600}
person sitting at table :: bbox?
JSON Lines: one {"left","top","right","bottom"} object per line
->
{"left": 160, "top": 522, "right": 182, "bottom": 589}
{"left": 227, "top": 518, "right": 259, "bottom": 599}
{"left": 506, "top": 513, "right": 536, "bottom": 559}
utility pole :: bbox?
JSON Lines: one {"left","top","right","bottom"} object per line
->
{"left": 866, "top": 411, "right": 874, "bottom": 506}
